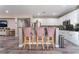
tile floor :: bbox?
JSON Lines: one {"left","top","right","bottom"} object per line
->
{"left": 0, "top": 36, "right": 79, "bottom": 54}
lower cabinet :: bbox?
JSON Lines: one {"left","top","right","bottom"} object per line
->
{"left": 59, "top": 30, "right": 79, "bottom": 46}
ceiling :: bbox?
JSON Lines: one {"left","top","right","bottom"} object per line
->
{"left": 0, "top": 5, "right": 78, "bottom": 18}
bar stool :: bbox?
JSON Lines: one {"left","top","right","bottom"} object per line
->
{"left": 23, "top": 27, "right": 33, "bottom": 49}
{"left": 36, "top": 27, "right": 45, "bottom": 49}
{"left": 47, "top": 27, "right": 55, "bottom": 49}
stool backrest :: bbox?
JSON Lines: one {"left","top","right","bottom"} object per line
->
{"left": 36, "top": 27, "right": 44, "bottom": 37}
{"left": 23, "top": 27, "right": 32, "bottom": 37}
{"left": 47, "top": 27, "right": 56, "bottom": 37}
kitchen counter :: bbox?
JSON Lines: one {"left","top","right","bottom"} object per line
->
{"left": 60, "top": 30, "right": 79, "bottom": 32}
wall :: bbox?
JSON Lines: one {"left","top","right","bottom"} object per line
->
{"left": 77, "top": 9, "right": 79, "bottom": 23}
{"left": 8, "top": 19, "right": 16, "bottom": 29}
{"left": 31, "top": 18, "right": 59, "bottom": 26}
{"left": 59, "top": 8, "right": 79, "bottom": 26}
{"left": 31, "top": 9, "right": 79, "bottom": 26}
{"left": 31, "top": 8, "right": 79, "bottom": 26}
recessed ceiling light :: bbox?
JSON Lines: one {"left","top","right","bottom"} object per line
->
{"left": 5, "top": 10, "right": 9, "bottom": 13}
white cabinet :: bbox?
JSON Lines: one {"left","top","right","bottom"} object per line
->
{"left": 59, "top": 30, "right": 79, "bottom": 46}
{"left": 0, "top": 30, "right": 7, "bottom": 36}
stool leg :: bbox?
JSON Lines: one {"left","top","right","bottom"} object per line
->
{"left": 36, "top": 37, "right": 38, "bottom": 49}
{"left": 24, "top": 37, "right": 26, "bottom": 49}
{"left": 42, "top": 37, "right": 44, "bottom": 49}
{"left": 52, "top": 37, "right": 55, "bottom": 49}
{"left": 24, "top": 43, "right": 26, "bottom": 49}
{"left": 32, "top": 36, "right": 34, "bottom": 48}
{"left": 46, "top": 37, "right": 49, "bottom": 49}
{"left": 29, "top": 37, "right": 31, "bottom": 49}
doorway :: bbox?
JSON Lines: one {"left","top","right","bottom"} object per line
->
{"left": 17, "top": 18, "right": 31, "bottom": 48}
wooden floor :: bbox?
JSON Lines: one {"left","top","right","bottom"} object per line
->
{"left": 0, "top": 36, "right": 79, "bottom": 54}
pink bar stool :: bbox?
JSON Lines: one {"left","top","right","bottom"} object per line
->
{"left": 47, "top": 27, "right": 56, "bottom": 49}
{"left": 36, "top": 27, "right": 45, "bottom": 49}
{"left": 23, "top": 27, "right": 33, "bottom": 49}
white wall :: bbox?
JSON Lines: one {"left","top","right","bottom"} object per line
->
{"left": 59, "top": 8, "right": 79, "bottom": 26}
{"left": 76, "top": 9, "right": 79, "bottom": 23}
{"left": 8, "top": 19, "right": 16, "bottom": 29}
{"left": 31, "top": 8, "right": 79, "bottom": 26}
{"left": 31, "top": 18, "right": 59, "bottom": 26}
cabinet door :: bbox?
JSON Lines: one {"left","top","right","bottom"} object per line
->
{"left": 71, "top": 32, "right": 79, "bottom": 45}
{"left": 68, "top": 32, "right": 79, "bottom": 46}
{"left": 64, "top": 31, "right": 68, "bottom": 40}
{"left": 59, "top": 31, "right": 79, "bottom": 46}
